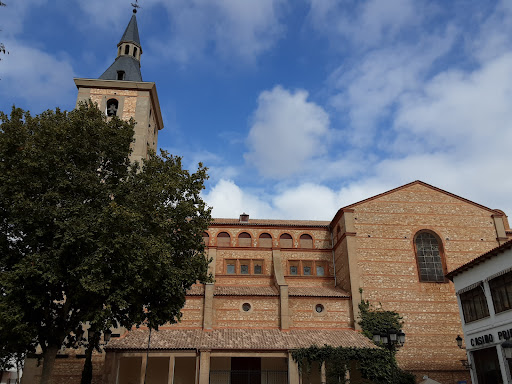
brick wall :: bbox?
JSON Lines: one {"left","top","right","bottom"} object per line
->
{"left": 348, "top": 183, "right": 499, "bottom": 379}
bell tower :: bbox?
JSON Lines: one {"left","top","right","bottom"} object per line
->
{"left": 74, "top": 7, "right": 163, "bottom": 165}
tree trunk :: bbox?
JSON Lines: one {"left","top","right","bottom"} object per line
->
{"left": 80, "top": 345, "right": 94, "bottom": 384}
{"left": 40, "top": 345, "right": 59, "bottom": 384}
{"left": 81, "top": 330, "right": 101, "bottom": 384}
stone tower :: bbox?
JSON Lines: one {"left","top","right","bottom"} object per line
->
{"left": 74, "top": 9, "right": 163, "bottom": 165}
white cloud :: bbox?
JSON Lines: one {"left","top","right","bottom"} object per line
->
{"left": 77, "top": 0, "right": 286, "bottom": 64}
{"left": 244, "top": 86, "right": 330, "bottom": 178}
{"left": 394, "top": 53, "right": 512, "bottom": 152}
{"left": 203, "top": 179, "right": 273, "bottom": 219}
{"left": 0, "top": 40, "right": 76, "bottom": 112}
{"left": 308, "top": 0, "right": 421, "bottom": 49}
{"left": 272, "top": 184, "right": 342, "bottom": 220}
{"left": 203, "top": 179, "right": 343, "bottom": 220}
{"left": 205, "top": 1, "right": 512, "bottom": 221}
{"left": 0, "top": 0, "right": 47, "bottom": 36}
{"left": 328, "top": 29, "right": 456, "bottom": 147}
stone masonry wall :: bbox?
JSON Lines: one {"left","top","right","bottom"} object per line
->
{"left": 288, "top": 297, "right": 351, "bottom": 328}
{"left": 351, "top": 183, "right": 500, "bottom": 380}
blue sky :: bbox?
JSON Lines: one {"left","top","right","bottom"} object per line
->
{"left": 1, "top": 0, "right": 512, "bottom": 220}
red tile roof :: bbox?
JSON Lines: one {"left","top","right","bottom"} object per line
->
{"left": 288, "top": 286, "right": 350, "bottom": 298}
{"left": 214, "top": 286, "right": 279, "bottom": 296}
{"left": 186, "top": 285, "right": 205, "bottom": 296}
{"left": 211, "top": 218, "right": 330, "bottom": 228}
{"left": 106, "top": 328, "right": 376, "bottom": 351}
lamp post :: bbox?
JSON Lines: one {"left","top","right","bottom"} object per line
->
{"left": 372, "top": 329, "right": 406, "bottom": 351}
{"left": 455, "top": 335, "right": 471, "bottom": 370}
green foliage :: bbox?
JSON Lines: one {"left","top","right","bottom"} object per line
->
{"left": 290, "top": 292, "right": 415, "bottom": 384}
{"left": 358, "top": 291, "right": 403, "bottom": 350}
{"left": 292, "top": 345, "right": 415, "bottom": 384}
{"left": 0, "top": 103, "right": 211, "bottom": 381}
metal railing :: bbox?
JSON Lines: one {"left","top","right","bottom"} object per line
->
{"left": 209, "top": 370, "right": 288, "bottom": 384}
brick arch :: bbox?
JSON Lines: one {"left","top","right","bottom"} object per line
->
{"left": 258, "top": 233, "right": 273, "bottom": 248}
{"left": 217, "top": 231, "right": 231, "bottom": 247}
{"left": 299, "top": 233, "right": 314, "bottom": 249}
{"left": 279, "top": 233, "right": 293, "bottom": 248}
{"left": 238, "top": 232, "right": 252, "bottom": 247}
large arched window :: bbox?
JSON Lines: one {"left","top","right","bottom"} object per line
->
{"left": 238, "top": 232, "right": 252, "bottom": 247}
{"left": 280, "top": 233, "right": 293, "bottom": 248}
{"left": 217, "top": 232, "right": 231, "bottom": 247}
{"left": 414, "top": 231, "right": 445, "bottom": 282}
{"left": 258, "top": 233, "right": 272, "bottom": 248}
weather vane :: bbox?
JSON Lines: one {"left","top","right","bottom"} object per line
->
{"left": 131, "top": 0, "right": 141, "bottom": 13}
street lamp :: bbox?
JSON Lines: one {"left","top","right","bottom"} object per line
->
{"left": 456, "top": 335, "right": 463, "bottom": 349}
{"left": 372, "top": 329, "right": 406, "bottom": 351}
{"left": 455, "top": 335, "right": 471, "bottom": 370}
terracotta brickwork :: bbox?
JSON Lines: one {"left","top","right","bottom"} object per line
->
{"left": 212, "top": 296, "right": 280, "bottom": 328}
{"left": 288, "top": 297, "right": 351, "bottom": 328}
{"left": 337, "top": 182, "right": 505, "bottom": 380}
{"left": 23, "top": 181, "right": 511, "bottom": 384}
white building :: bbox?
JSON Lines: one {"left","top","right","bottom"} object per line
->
{"left": 447, "top": 239, "right": 512, "bottom": 384}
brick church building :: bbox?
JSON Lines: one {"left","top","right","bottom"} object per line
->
{"left": 21, "top": 9, "right": 512, "bottom": 384}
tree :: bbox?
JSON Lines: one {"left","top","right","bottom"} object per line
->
{"left": 0, "top": 103, "right": 211, "bottom": 384}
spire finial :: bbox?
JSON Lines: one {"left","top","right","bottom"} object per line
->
{"left": 131, "top": 0, "right": 140, "bottom": 13}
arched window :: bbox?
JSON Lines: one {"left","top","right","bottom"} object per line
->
{"left": 280, "top": 233, "right": 293, "bottom": 248}
{"left": 259, "top": 233, "right": 272, "bottom": 248}
{"left": 202, "top": 232, "right": 209, "bottom": 247}
{"left": 300, "top": 234, "right": 313, "bottom": 249}
{"left": 238, "top": 232, "right": 252, "bottom": 247}
{"left": 133, "top": 47, "right": 138, "bottom": 57}
{"left": 124, "top": 45, "right": 130, "bottom": 55}
{"left": 217, "top": 232, "right": 231, "bottom": 247}
{"left": 106, "top": 99, "right": 119, "bottom": 117}
{"left": 414, "top": 231, "right": 445, "bottom": 282}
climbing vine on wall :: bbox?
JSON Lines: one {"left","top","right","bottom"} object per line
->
{"left": 291, "top": 292, "right": 415, "bottom": 383}
{"left": 358, "top": 295, "right": 403, "bottom": 352}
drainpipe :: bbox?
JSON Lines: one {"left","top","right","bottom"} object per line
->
{"left": 330, "top": 229, "right": 337, "bottom": 287}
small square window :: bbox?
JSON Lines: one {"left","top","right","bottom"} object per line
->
{"left": 290, "top": 266, "right": 298, "bottom": 275}
{"left": 303, "top": 266, "right": 311, "bottom": 276}
{"left": 227, "top": 264, "right": 235, "bottom": 274}
{"left": 254, "top": 263, "right": 262, "bottom": 274}
{"left": 241, "top": 264, "right": 249, "bottom": 274}
{"left": 316, "top": 266, "right": 324, "bottom": 276}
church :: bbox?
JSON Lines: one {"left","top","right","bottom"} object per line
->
{"left": 20, "top": 9, "right": 512, "bottom": 384}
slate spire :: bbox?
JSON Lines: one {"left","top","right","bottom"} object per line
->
{"left": 120, "top": 11, "right": 141, "bottom": 46}
{"left": 99, "top": 9, "right": 143, "bottom": 82}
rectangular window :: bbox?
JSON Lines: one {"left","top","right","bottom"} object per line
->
{"left": 240, "top": 262, "right": 249, "bottom": 275}
{"left": 490, "top": 271, "right": 512, "bottom": 314}
{"left": 316, "top": 265, "right": 325, "bottom": 276}
{"left": 226, "top": 261, "right": 236, "bottom": 274}
{"left": 253, "top": 261, "right": 263, "bottom": 275}
{"left": 290, "top": 266, "right": 298, "bottom": 275}
{"left": 303, "top": 261, "right": 312, "bottom": 276}
{"left": 460, "top": 286, "right": 490, "bottom": 323}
